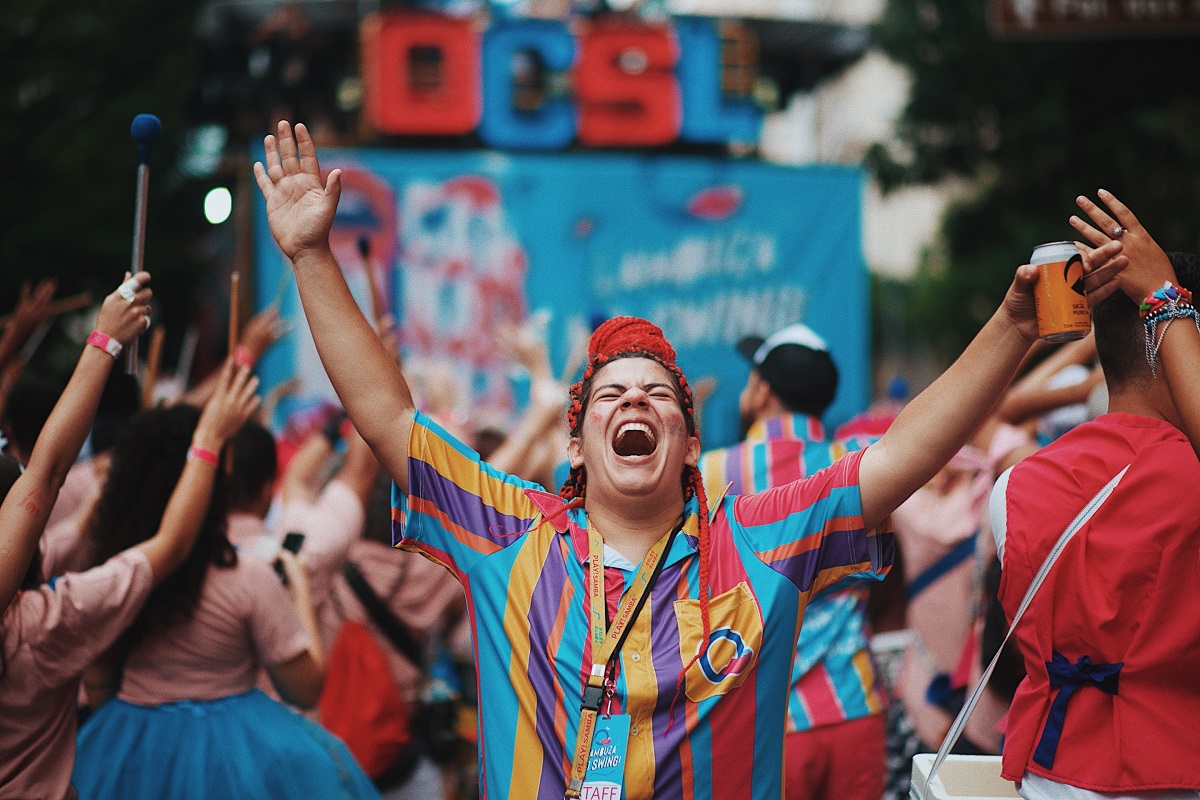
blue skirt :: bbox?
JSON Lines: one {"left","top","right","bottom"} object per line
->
{"left": 73, "top": 689, "right": 381, "bottom": 800}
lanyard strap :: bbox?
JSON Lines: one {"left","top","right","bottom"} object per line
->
{"left": 565, "top": 521, "right": 678, "bottom": 798}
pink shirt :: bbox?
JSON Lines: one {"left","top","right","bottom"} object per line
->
{"left": 39, "top": 517, "right": 94, "bottom": 579}
{"left": 45, "top": 454, "right": 106, "bottom": 532}
{"left": 891, "top": 424, "right": 1033, "bottom": 750}
{"left": 117, "top": 555, "right": 310, "bottom": 705}
{"left": 0, "top": 550, "right": 153, "bottom": 800}
{"left": 276, "top": 480, "right": 365, "bottom": 605}
{"left": 319, "top": 539, "right": 465, "bottom": 700}
{"left": 226, "top": 512, "right": 279, "bottom": 562}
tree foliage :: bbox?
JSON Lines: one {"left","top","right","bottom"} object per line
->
{"left": 868, "top": 0, "right": 1200, "bottom": 357}
{"left": 1, "top": 0, "right": 205, "bottom": 375}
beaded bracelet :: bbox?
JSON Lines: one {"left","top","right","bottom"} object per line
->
{"left": 1142, "top": 282, "right": 1200, "bottom": 377}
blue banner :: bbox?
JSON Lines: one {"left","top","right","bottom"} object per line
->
{"left": 254, "top": 148, "right": 869, "bottom": 453}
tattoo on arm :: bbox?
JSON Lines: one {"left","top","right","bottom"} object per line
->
{"left": 19, "top": 489, "right": 47, "bottom": 519}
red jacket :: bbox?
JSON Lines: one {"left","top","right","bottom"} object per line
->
{"left": 1000, "top": 413, "right": 1200, "bottom": 792}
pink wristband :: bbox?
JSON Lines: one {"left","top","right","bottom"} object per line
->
{"left": 86, "top": 330, "right": 122, "bottom": 358}
{"left": 187, "top": 445, "right": 220, "bottom": 467}
{"left": 234, "top": 346, "right": 255, "bottom": 368}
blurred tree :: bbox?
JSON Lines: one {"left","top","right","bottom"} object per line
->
{"left": 868, "top": 0, "right": 1200, "bottom": 359}
{"left": 0, "top": 0, "right": 205, "bottom": 377}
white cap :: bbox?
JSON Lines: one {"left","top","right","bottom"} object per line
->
{"left": 752, "top": 324, "right": 829, "bottom": 364}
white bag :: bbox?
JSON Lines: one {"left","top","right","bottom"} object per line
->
{"left": 910, "top": 754, "right": 1018, "bottom": 800}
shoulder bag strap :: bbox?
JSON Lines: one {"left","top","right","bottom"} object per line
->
{"left": 343, "top": 560, "right": 426, "bottom": 669}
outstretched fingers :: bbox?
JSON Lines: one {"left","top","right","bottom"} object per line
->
{"left": 1096, "top": 188, "right": 1141, "bottom": 232}
{"left": 253, "top": 160, "right": 274, "bottom": 197}
{"left": 1071, "top": 196, "right": 1114, "bottom": 248}
{"left": 263, "top": 131, "right": 283, "bottom": 182}
{"left": 1072, "top": 189, "right": 1144, "bottom": 248}
{"left": 295, "top": 123, "right": 321, "bottom": 176}
{"left": 276, "top": 120, "right": 301, "bottom": 176}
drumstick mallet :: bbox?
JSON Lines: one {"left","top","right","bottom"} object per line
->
{"left": 126, "top": 113, "right": 162, "bottom": 375}
{"left": 229, "top": 271, "right": 240, "bottom": 357}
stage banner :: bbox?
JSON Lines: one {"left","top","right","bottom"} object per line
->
{"left": 253, "top": 148, "right": 868, "bottom": 453}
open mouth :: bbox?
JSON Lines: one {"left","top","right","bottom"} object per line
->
{"left": 613, "top": 422, "right": 657, "bottom": 457}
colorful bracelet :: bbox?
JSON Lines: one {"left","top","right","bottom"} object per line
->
{"left": 86, "top": 330, "right": 122, "bottom": 358}
{"left": 1143, "top": 300, "right": 1200, "bottom": 377}
{"left": 187, "top": 445, "right": 220, "bottom": 467}
{"left": 1139, "top": 281, "right": 1193, "bottom": 319}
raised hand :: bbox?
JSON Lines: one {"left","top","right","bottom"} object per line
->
{"left": 1000, "top": 264, "right": 1042, "bottom": 342}
{"left": 95, "top": 272, "right": 153, "bottom": 346}
{"left": 6, "top": 279, "right": 58, "bottom": 337}
{"left": 1071, "top": 189, "right": 1174, "bottom": 302}
{"left": 252, "top": 121, "right": 342, "bottom": 261}
{"left": 497, "top": 318, "right": 553, "bottom": 381}
{"left": 193, "top": 360, "right": 261, "bottom": 452}
{"left": 239, "top": 305, "right": 289, "bottom": 361}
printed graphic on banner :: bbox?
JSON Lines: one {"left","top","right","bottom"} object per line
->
{"left": 254, "top": 149, "right": 868, "bottom": 451}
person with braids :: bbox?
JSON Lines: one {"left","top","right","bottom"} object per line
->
{"left": 253, "top": 120, "right": 1130, "bottom": 800}
{"left": 0, "top": 275, "right": 251, "bottom": 800}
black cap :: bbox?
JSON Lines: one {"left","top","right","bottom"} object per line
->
{"left": 736, "top": 324, "right": 838, "bottom": 416}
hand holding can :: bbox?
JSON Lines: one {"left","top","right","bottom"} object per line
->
{"left": 1031, "top": 241, "right": 1090, "bottom": 342}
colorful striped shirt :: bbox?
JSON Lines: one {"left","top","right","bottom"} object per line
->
{"left": 699, "top": 414, "right": 888, "bottom": 732}
{"left": 393, "top": 410, "right": 892, "bottom": 800}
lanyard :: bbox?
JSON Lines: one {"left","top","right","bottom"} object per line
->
{"left": 565, "top": 519, "right": 678, "bottom": 798}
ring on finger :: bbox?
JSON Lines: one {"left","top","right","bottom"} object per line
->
{"left": 1111, "top": 225, "right": 1126, "bottom": 239}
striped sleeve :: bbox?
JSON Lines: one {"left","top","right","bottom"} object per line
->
{"left": 393, "top": 410, "right": 543, "bottom": 579}
{"left": 731, "top": 448, "right": 892, "bottom": 596}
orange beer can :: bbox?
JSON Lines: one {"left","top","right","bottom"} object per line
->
{"left": 1031, "top": 241, "right": 1090, "bottom": 342}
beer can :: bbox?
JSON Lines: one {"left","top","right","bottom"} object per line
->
{"left": 1031, "top": 241, "right": 1089, "bottom": 342}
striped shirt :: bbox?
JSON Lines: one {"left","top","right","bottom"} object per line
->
{"left": 393, "top": 410, "right": 892, "bottom": 800}
{"left": 699, "top": 414, "right": 887, "bottom": 732}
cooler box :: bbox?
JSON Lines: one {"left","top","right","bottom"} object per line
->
{"left": 910, "top": 754, "right": 1019, "bottom": 800}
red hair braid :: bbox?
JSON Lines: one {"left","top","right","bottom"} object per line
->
{"left": 667, "top": 464, "right": 712, "bottom": 732}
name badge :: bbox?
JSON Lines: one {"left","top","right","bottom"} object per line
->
{"left": 580, "top": 714, "right": 630, "bottom": 800}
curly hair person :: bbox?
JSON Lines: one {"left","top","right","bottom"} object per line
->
{"left": 88, "top": 405, "right": 235, "bottom": 652}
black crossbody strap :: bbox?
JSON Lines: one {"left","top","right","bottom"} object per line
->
{"left": 342, "top": 560, "right": 425, "bottom": 669}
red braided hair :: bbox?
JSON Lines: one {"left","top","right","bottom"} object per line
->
{"left": 557, "top": 316, "right": 712, "bottom": 733}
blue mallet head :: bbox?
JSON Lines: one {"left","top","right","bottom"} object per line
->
{"left": 130, "top": 114, "right": 162, "bottom": 165}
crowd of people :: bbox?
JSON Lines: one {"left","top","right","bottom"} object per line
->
{"left": 1, "top": 119, "right": 1197, "bottom": 800}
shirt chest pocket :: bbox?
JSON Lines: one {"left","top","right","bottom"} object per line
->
{"left": 673, "top": 581, "right": 764, "bottom": 703}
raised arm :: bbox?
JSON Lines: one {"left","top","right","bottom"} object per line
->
{"left": 0, "top": 278, "right": 57, "bottom": 376}
{"left": 179, "top": 305, "right": 287, "bottom": 408}
{"left": 135, "top": 361, "right": 260, "bottom": 581}
{"left": 1072, "top": 189, "right": 1200, "bottom": 456}
{"left": 0, "top": 274, "right": 151, "bottom": 608}
{"left": 253, "top": 121, "right": 416, "bottom": 489}
{"left": 857, "top": 238, "right": 1128, "bottom": 531}
{"left": 279, "top": 424, "right": 337, "bottom": 504}
{"left": 487, "top": 320, "right": 567, "bottom": 479}
{"left": 995, "top": 334, "right": 1101, "bottom": 427}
